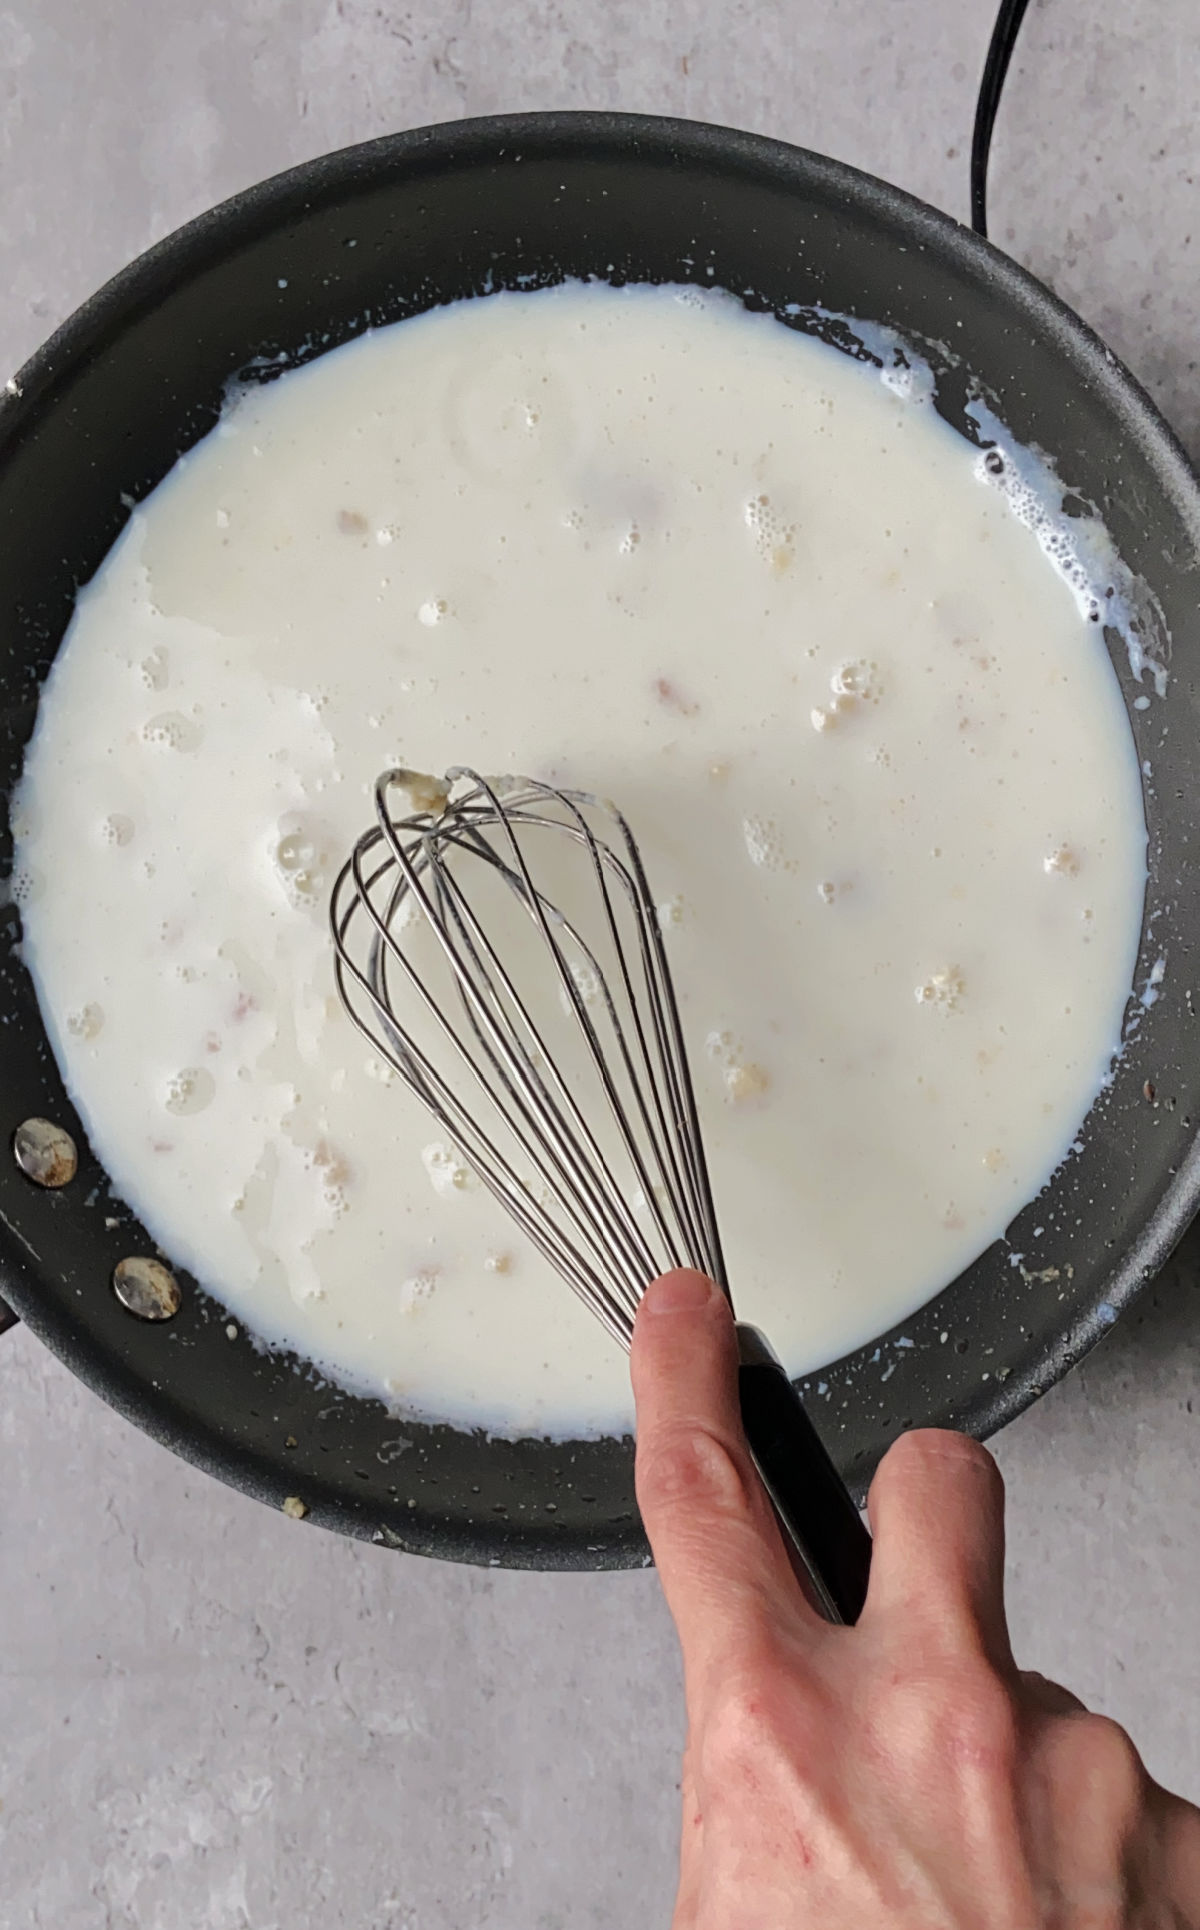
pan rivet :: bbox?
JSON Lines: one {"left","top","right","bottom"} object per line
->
{"left": 13, "top": 1117, "right": 78, "bottom": 1188}
{"left": 113, "top": 1255, "right": 181, "bottom": 1321}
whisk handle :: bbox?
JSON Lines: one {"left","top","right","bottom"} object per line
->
{"left": 735, "top": 1323, "right": 872, "bottom": 1626}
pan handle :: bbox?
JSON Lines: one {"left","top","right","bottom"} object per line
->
{"left": 0, "top": 1296, "right": 19, "bottom": 1336}
{"left": 736, "top": 1322, "right": 872, "bottom": 1626}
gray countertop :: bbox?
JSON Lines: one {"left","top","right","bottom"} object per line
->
{"left": 2, "top": 3, "right": 1199, "bottom": 1923}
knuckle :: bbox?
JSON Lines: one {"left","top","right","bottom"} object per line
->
{"left": 636, "top": 1422, "right": 756, "bottom": 1522}
{"left": 870, "top": 1663, "right": 1019, "bottom": 1781}
{"left": 1047, "top": 1712, "right": 1148, "bottom": 1823}
{"left": 698, "top": 1654, "right": 821, "bottom": 1790}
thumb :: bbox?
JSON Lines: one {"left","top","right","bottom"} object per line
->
{"left": 631, "top": 1271, "right": 816, "bottom": 1695}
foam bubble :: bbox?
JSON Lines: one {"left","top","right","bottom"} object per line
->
{"left": 743, "top": 816, "right": 783, "bottom": 869}
{"left": 272, "top": 817, "right": 332, "bottom": 909}
{"left": 142, "top": 711, "right": 202, "bottom": 753}
{"left": 915, "top": 967, "right": 965, "bottom": 1013}
{"left": 1044, "top": 845, "right": 1081, "bottom": 876}
{"left": 67, "top": 1002, "right": 105, "bottom": 1040}
{"left": 559, "top": 957, "right": 601, "bottom": 1010}
{"left": 400, "top": 1267, "right": 439, "bottom": 1313}
{"left": 99, "top": 813, "right": 135, "bottom": 848}
{"left": 831, "top": 659, "right": 881, "bottom": 704}
{"left": 743, "top": 493, "right": 796, "bottom": 574}
{"left": 421, "top": 1141, "right": 476, "bottom": 1198}
{"left": 164, "top": 1066, "right": 215, "bottom": 1116}
{"left": 706, "top": 1028, "right": 770, "bottom": 1104}
{"left": 139, "top": 647, "right": 169, "bottom": 692}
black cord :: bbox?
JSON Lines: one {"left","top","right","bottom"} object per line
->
{"left": 970, "top": 0, "right": 1033, "bottom": 236}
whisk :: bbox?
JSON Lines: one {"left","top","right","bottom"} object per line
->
{"left": 330, "top": 767, "right": 871, "bottom": 1623}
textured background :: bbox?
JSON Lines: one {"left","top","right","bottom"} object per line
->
{"left": 2, "top": 2, "right": 1199, "bottom": 1924}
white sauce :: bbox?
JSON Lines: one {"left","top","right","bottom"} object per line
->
{"left": 12, "top": 284, "right": 1146, "bottom": 1436}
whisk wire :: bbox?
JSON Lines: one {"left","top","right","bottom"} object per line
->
{"left": 335, "top": 877, "right": 637, "bottom": 1345}
{"left": 448, "top": 787, "right": 700, "bottom": 1278}
{"left": 414, "top": 836, "right": 658, "bottom": 1302}
{"left": 463, "top": 777, "right": 724, "bottom": 1283}
{"left": 348, "top": 828, "right": 650, "bottom": 1325}
{"left": 394, "top": 782, "right": 693, "bottom": 1289}
{"left": 329, "top": 769, "right": 729, "bottom": 1345}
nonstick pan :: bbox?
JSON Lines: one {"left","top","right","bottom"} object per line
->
{"left": 3, "top": 112, "right": 1199, "bottom": 1570}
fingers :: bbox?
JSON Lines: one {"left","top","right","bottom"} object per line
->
{"left": 631, "top": 1271, "right": 814, "bottom": 1686}
{"left": 865, "top": 1428, "right": 1013, "bottom": 1669}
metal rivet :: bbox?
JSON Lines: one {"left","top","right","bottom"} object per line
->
{"left": 113, "top": 1256, "right": 181, "bottom": 1321}
{"left": 13, "top": 1117, "right": 78, "bottom": 1188}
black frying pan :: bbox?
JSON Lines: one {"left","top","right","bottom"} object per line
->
{"left": 3, "top": 113, "right": 1199, "bottom": 1570}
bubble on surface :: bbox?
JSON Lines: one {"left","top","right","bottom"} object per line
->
{"left": 743, "top": 492, "right": 797, "bottom": 574}
{"left": 742, "top": 816, "right": 783, "bottom": 869}
{"left": 559, "top": 957, "right": 601, "bottom": 1010}
{"left": 164, "top": 1066, "right": 215, "bottom": 1116}
{"left": 831, "top": 659, "right": 881, "bottom": 704}
{"left": 66, "top": 1002, "right": 105, "bottom": 1040}
{"left": 418, "top": 598, "right": 450, "bottom": 627}
{"left": 400, "top": 1267, "right": 439, "bottom": 1313}
{"left": 99, "top": 813, "right": 135, "bottom": 848}
{"left": 706, "top": 1028, "right": 770, "bottom": 1105}
{"left": 142, "top": 711, "right": 202, "bottom": 753}
{"left": 271, "top": 816, "right": 332, "bottom": 909}
{"left": 1044, "top": 845, "right": 1081, "bottom": 876}
{"left": 139, "top": 647, "right": 169, "bottom": 691}
{"left": 916, "top": 967, "right": 965, "bottom": 1014}
{"left": 421, "top": 1141, "right": 476, "bottom": 1198}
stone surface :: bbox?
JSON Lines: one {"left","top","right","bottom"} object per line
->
{"left": 2, "top": 0, "right": 1199, "bottom": 1923}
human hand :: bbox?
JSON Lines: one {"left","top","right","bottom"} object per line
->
{"left": 631, "top": 1269, "right": 1200, "bottom": 1928}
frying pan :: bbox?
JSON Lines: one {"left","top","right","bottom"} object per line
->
{"left": 2, "top": 113, "right": 1198, "bottom": 1571}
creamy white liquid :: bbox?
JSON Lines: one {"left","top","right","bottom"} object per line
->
{"left": 13, "top": 284, "right": 1146, "bottom": 1436}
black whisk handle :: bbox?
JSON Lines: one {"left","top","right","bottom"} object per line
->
{"left": 735, "top": 1323, "right": 872, "bottom": 1626}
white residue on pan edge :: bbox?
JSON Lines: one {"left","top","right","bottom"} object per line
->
{"left": 964, "top": 398, "right": 1169, "bottom": 697}
{"left": 795, "top": 303, "right": 1170, "bottom": 702}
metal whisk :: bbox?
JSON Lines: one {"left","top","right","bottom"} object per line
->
{"left": 330, "top": 767, "right": 871, "bottom": 1623}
